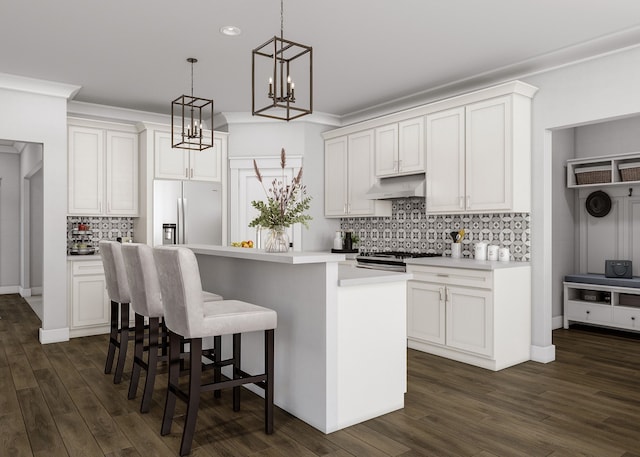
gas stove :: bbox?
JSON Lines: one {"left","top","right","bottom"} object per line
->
{"left": 356, "top": 251, "right": 442, "bottom": 272}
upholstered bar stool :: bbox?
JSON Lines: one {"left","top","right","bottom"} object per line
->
{"left": 153, "top": 246, "right": 277, "bottom": 456}
{"left": 99, "top": 240, "right": 132, "bottom": 384}
{"left": 122, "top": 242, "right": 225, "bottom": 413}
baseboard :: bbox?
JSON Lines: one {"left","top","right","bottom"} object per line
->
{"left": 0, "top": 286, "right": 20, "bottom": 294}
{"left": 530, "top": 344, "right": 556, "bottom": 363}
{"left": 19, "top": 287, "right": 32, "bottom": 297}
{"left": 39, "top": 327, "right": 70, "bottom": 344}
{"left": 32, "top": 286, "right": 42, "bottom": 295}
{"left": 552, "top": 315, "right": 564, "bottom": 330}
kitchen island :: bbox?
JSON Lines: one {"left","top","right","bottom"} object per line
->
{"left": 187, "top": 245, "right": 411, "bottom": 434}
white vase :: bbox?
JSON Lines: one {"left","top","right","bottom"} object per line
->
{"left": 265, "top": 226, "right": 289, "bottom": 253}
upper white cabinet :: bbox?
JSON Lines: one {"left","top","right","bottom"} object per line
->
{"left": 325, "top": 130, "right": 392, "bottom": 218}
{"left": 375, "top": 117, "right": 425, "bottom": 177}
{"left": 426, "top": 94, "right": 532, "bottom": 214}
{"left": 68, "top": 121, "right": 139, "bottom": 216}
{"left": 154, "top": 131, "right": 223, "bottom": 182}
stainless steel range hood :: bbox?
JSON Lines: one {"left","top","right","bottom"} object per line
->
{"left": 365, "top": 174, "right": 426, "bottom": 200}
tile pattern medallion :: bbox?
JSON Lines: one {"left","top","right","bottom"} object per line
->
{"left": 66, "top": 216, "right": 134, "bottom": 253}
{"left": 340, "top": 198, "right": 530, "bottom": 261}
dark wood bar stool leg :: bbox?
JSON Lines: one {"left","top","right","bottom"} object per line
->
{"left": 104, "top": 300, "right": 119, "bottom": 374}
{"left": 180, "top": 337, "right": 203, "bottom": 456}
{"left": 113, "top": 303, "right": 130, "bottom": 384}
{"left": 161, "top": 330, "right": 181, "bottom": 436}
{"left": 140, "top": 317, "right": 160, "bottom": 413}
{"left": 213, "top": 335, "right": 221, "bottom": 399}
{"left": 265, "top": 329, "right": 274, "bottom": 434}
{"left": 233, "top": 333, "right": 241, "bottom": 412}
{"left": 128, "top": 313, "right": 145, "bottom": 399}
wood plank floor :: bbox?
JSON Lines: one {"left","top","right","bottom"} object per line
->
{"left": 2, "top": 293, "right": 640, "bottom": 456}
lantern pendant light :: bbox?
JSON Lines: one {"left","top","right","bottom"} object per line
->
{"left": 171, "top": 57, "right": 214, "bottom": 150}
{"left": 252, "top": 0, "right": 312, "bottom": 121}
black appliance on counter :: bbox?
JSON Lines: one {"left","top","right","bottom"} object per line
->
{"left": 356, "top": 251, "right": 442, "bottom": 272}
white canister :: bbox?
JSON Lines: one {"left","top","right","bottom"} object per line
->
{"left": 333, "top": 231, "right": 343, "bottom": 250}
{"left": 451, "top": 243, "right": 462, "bottom": 259}
{"left": 499, "top": 247, "right": 510, "bottom": 262}
{"left": 487, "top": 245, "right": 499, "bottom": 261}
{"left": 474, "top": 242, "right": 488, "bottom": 260}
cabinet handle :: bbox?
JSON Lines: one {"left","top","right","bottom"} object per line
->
{"left": 446, "top": 288, "right": 451, "bottom": 303}
{"left": 466, "top": 195, "right": 471, "bottom": 208}
{"left": 459, "top": 196, "right": 464, "bottom": 209}
{"left": 190, "top": 168, "right": 194, "bottom": 178}
{"left": 343, "top": 203, "right": 347, "bottom": 214}
{"left": 586, "top": 310, "right": 590, "bottom": 314}
{"left": 632, "top": 316, "right": 636, "bottom": 321}
{"left": 185, "top": 168, "right": 189, "bottom": 178}
{"left": 439, "top": 287, "right": 445, "bottom": 302}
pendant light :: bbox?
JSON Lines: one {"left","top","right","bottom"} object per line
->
{"left": 171, "top": 58, "right": 214, "bottom": 150}
{"left": 252, "top": 0, "right": 312, "bottom": 121}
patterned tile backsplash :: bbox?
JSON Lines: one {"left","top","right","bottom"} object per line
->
{"left": 67, "top": 216, "right": 134, "bottom": 252}
{"left": 340, "top": 198, "right": 530, "bottom": 261}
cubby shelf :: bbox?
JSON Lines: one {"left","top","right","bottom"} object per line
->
{"left": 566, "top": 152, "right": 640, "bottom": 188}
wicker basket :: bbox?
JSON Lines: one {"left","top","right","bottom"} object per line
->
{"left": 575, "top": 165, "right": 611, "bottom": 185}
{"left": 619, "top": 162, "right": 640, "bottom": 182}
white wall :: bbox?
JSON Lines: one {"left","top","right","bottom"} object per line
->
{"left": 0, "top": 152, "right": 20, "bottom": 289}
{"left": 225, "top": 118, "right": 340, "bottom": 251}
{"left": 20, "top": 142, "right": 43, "bottom": 295}
{"left": 0, "top": 81, "right": 77, "bottom": 343}
{"left": 575, "top": 116, "right": 640, "bottom": 158}
{"left": 523, "top": 44, "right": 640, "bottom": 361}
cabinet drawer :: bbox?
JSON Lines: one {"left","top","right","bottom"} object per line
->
{"left": 71, "top": 260, "right": 104, "bottom": 276}
{"left": 566, "top": 301, "right": 612, "bottom": 324}
{"left": 407, "top": 265, "right": 492, "bottom": 289}
{"left": 613, "top": 307, "right": 640, "bottom": 329}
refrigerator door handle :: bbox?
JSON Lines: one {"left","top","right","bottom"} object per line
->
{"left": 182, "top": 197, "right": 188, "bottom": 244}
{"left": 177, "top": 197, "right": 184, "bottom": 244}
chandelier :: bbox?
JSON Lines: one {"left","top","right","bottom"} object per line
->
{"left": 252, "top": 0, "right": 312, "bottom": 121}
{"left": 171, "top": 58, "right": 214, "bottom": 150}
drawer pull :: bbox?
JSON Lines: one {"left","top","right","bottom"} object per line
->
{"left": 436, "top": 273, "right": 449, "bottom": 277}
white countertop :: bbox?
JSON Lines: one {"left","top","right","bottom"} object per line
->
{"left": 187, "top": 244, "right": 345, "bottom": 264}
{"left": 67, "top": 254, "right": 101, "bottom": 261}
{"left": 405, "top": 256, "right": 529, "bottom": 270}
{"left": 338, "top": 264, "right": 413, "bottom": 286}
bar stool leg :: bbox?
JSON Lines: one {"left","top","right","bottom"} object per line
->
{"left": 113, "top": 303, "right": 130, "bottom": 384}
{"left": 233, "top": 333, "right": 241, "bottom": 412}
{"left": 180, "top": 337, "right": 203, "bottom": 456}
{"left": 128, "top": 313, "right": 145, "bottom": 399}
{"left": 141, "top": 317, "right": 159, "bottom": 413}
{"left": 105, "top": 300, "right": 119, "bottom": 374}
{"left": 161, "top": 330, "right": 180, "bottom": 436}
{"left": 213, "top": 335, "right": 221, "bottom": 399}
{"left": 265, "top": 329, "right": 274, "bottom": 434}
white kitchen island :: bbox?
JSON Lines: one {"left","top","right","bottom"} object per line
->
{"left": 187, "top": 245, "right": 411, "bottom": 434}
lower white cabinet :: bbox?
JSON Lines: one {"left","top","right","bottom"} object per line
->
{"left": 564, "top": 281, "right": 640, "bottom": 331}
{"left": 68, "top": 259, "right": 110, "bottom": 338}
{"left": 406, "top": 263, "right": 531, "bottom": 371}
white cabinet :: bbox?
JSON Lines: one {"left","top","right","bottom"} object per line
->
{"left": 68, "top": 259, "right": 110, "bottom": 338}
{"left": 425, "top": 94, "right": 532, "bottom": 214}
{"left": 375, "top": 117, "right": 425, "bottom": 177}
{"left": 154, "top": 130, "right": 223, "bottom": 182}
{"left": 325, "top": 131, "right": 391, "bottom": 218}
{"left": 68, "top": 122, "right": 139, "bottom": 216}
{"left": 564, "top": 281, "right": 640, "bottom": 332}
{"left": 406, "top": 263, "right": 530, "bottom": 371}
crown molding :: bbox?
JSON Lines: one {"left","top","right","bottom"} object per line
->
{"left": 0, "top": 72, "right": 80, "bottom": 99}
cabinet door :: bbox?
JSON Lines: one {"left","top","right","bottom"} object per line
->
{"left": 325, "top": 137, "right": 349, "bottom": 217}
{"left": 71, "top": 274, "right": 109, "bottom": 328}
{"left": 68, "top": 126, "right": 104, "bottom": 215}
{"left": 425, "top": 107, "right": 465, "bottom": 213}
{"left": 398, "top": 117, "right": 425, "bottom": 174}
{"left": 465, "top": 96, "right": 512, "bottom": 211}
{"left": 347, "top": 130, "right": 376, "bottom": 216}
{"left": 106, "top": 131, "right": 139, "bottom": 215}
{"left": 374, "top": 124, "right": 398, "bottom": 177}
{"left": 154, "top": 131, "right": 189, "bottom": 180}
{"left": 189, "top": 134, "right": 220, "bottom": 182}
{"left": 446, "top": 286, "right": 493, "bottom": 356}
{"left": 407, "top": 281, "right": 445, "bottom": 345}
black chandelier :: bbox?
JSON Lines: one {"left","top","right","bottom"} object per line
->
{"left": 172, "top": 58, "right": 214, "bottom": 150}
{"left": 252, "top": 0, "right": 312, "bottom": 121}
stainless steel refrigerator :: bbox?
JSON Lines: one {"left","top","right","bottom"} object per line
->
{"left": 153, "top": 180, "right": 222, "bottom": 246}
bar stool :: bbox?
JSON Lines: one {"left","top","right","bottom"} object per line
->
{"left": 121, "top": 242, "right": 225, "bottom": 413}
{"left": 99, "top": 240, "right": 131, "bottom": 384}
{"left": 153, "top": 246, "right": 277, "bottom": 456}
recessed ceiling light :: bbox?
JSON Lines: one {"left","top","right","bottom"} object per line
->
{"left": 220, "top": 26, "right": 242, "bottom": 36}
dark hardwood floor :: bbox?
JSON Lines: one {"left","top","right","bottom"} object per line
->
{"left": 2, "top": 293, "right": 640, "bottom": 456}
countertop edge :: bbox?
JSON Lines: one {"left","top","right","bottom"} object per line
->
{"left": 405, "top": 256, "right": 530, "bottom": 270}
{"left": 188, "top": 244, "right": 346, "bottom": 264}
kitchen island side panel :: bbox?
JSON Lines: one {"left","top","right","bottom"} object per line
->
{"left": 195, "top": 254, "right": 333, "bottom": 432}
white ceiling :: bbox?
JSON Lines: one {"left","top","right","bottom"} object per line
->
{"left": 2, "top": 0, "right": 640, "bottom": 119}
